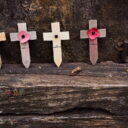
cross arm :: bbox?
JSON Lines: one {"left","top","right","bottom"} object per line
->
{"left": 99, "top": 29, "right": 106, "bottom": 38}
{"left": 43, "top": 33, "right": 53, "bottom": 41}
{"left": 80, "top": 30, "right": 88, "bottom": 39}
{"left": 0, "top": 32, "right": 6, "bottom": 41}
{"left": 10, "top": 33, "right": 19, "bottom": 42}
{"left": 60, "top": 32, "right": 70, "bottom": 40}
{"left": 28, "top": 31, "right": 37, "bottom": 40}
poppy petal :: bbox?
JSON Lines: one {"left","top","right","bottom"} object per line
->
{"left": 87, "top": 28, "right": 100, "bottom": 40}
{"left": 17, "top": 31, "right": 30, "bottom": 44}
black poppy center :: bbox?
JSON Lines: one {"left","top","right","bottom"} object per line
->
{"left": 22, "top": 35, "right": 26, "bottom": 39}
{"left": 54, "top": 35, "right": 58, "bottom": 39}
{"left": 92, "top": 32, "right": 95, "bottom": 35}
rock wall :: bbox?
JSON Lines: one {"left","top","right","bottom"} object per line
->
{"left": 0, "top": 0, "right": 127, "bottom": 64}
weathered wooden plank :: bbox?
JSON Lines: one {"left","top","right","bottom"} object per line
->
{"left": 0, "top": 62, "right": 128, "bottom": 78}
{"left": 0, "top": 111, "right": 128, "bottom": 128}
{"left": 0, "top": 74, "right": 127, "bottom": 115}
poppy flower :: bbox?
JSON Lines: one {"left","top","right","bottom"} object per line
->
{"left": 5, "top": 90, "right": 13, "bottom": 95}
{"left": 17, "top": 31, "right": 30, "bottom": 44}
{"left": 87, "top": 28, "right": 100, "bottom": 40}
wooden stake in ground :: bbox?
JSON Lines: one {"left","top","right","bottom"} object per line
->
{"left": 10, "top": 23, "right": 37, "bottom": 68}
{"left": 80, "top": 20, "right": 106, "bottom": 65}
{"left": 43, "top": 22, "right": 70, "bottom": 67}
{"left": 0, "top": 32, "right": 6, "bottom": 69}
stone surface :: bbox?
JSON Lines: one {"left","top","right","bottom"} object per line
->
{"left": 0, "top": 0, "right": 127, "bottom": 64}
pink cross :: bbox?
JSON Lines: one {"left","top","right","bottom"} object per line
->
{"left": 80, "top": 20, "right": 106, "bottom": 65}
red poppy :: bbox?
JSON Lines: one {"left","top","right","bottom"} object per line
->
{"left": 5, "top": 90, "right": 13, "bottom": 95}
{"left": 17, "top": 31, "right": 30, "bottom": 44}
{"left": 87, "top": 28, "right": 100, "bottom": 40}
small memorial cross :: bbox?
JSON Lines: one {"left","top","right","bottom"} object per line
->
{"left": 0, "top": 32, "right": 6, "bottom": 69}
{"left": 43, "top": 22, "right": 70, "bottom": 67}
{"left": 80, "top": 20, "right": 106, "bottom": 65}
{"left": 10, "top": 23, "right": 37, "bottom": 68}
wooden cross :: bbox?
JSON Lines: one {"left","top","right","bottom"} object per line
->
{"left": 0, "top": 32, "right": 6, "bottom": 69}
{"left": 43, "top": 22, "right": 70, "bottom": 67}
{"left": 10, "top": 23, "right": 37, "bottom": 68}
{"left": 80, "top": 20, "right": 106, "bottom": 65}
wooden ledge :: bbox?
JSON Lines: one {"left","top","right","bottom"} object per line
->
{"left": 0, "top": 62, "right": 128, "bottom": 78}
{"left": 0, "top": 63, "right": 128, "bottom": 127}
{"left": 0, "top": 112, "right": 128, "bottom": 128}
{"left": 0, "top": 73, "right": 128, "bottom": 116}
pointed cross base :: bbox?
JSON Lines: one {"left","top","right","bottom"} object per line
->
{"left": 89, "top": 39, "right": 98, "bottom": 65}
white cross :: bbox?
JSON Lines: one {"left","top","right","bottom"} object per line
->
{"left": 80, "top": 20, "right": 106, "bottom": 65}
{"left": 43, "top": 22, "right": 70, "bottom": 67}
{"left": 10, "top": 23, "right": 37, "bottom": 68}
{"left": 0, "top": 32, "right": 6, "bottom": 69}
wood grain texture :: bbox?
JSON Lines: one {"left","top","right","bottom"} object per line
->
{"left": 0, "top": 62, "right": 127, "bottom": 78}
{"left": 0, "top": 69, "right": 127, "bottom": 115}
{"left": 0, "top": 111, "right": 128, "bottom": 128}
{"left": 0, "top": 63, "right": 127, "bottom": 127}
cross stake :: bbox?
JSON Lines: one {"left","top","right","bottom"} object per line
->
{"left": 0, "top": 32, "right": 6, "bottom": 69}
{"left": 43, "top": 22, "right": 70, "bottom": 67}
{"left": 10, "top": 23, "right": 37, "bottom": 68}
{"left": 80, "top": 20, "right": 106, "bottom": 65}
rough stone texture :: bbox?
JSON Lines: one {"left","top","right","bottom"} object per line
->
{"left": 0, "top": 0, "right": 127, "bottom": 64}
